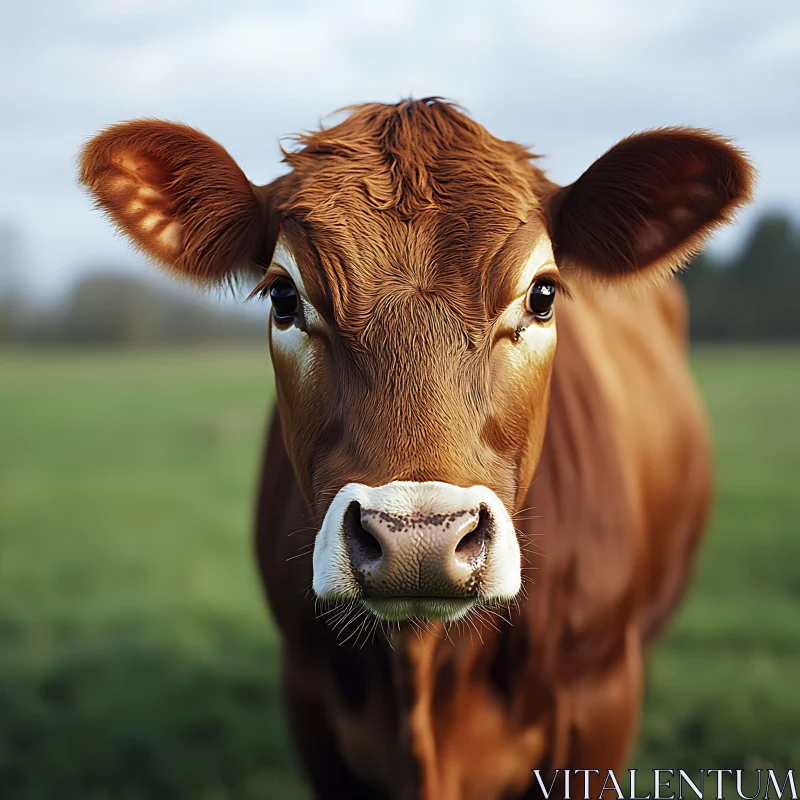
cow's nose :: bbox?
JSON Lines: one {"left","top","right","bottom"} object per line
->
{"left": 342, "top": 501, "right": 492, "bottom": 598}
{"left": 313, "top": 481, "right": 521, "bottom": 621}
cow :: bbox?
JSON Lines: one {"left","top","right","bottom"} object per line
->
{"left": 79, "top": 98, "right": 753, "bottom": 799}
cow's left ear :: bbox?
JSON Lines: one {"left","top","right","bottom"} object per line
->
{"left": 543, "top": 128, "right": 755, "bottom": 282}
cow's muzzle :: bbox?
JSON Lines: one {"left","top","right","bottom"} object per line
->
{"left": 312, "top": 481, "right": 521, "bottom": 622}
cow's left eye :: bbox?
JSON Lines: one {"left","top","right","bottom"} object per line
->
{"left": 526, "top": 278, "right": 556, "bottom": 320}
{"left": 270, "top": 280, "right": 299, "bottom": 321}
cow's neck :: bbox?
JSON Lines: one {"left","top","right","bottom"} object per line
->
{"left": 375, "top": 300, "right": 641, "bottom": 795}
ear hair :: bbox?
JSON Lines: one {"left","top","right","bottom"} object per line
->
{"left": 545, "top": 128, "right": 756, "bottom": 286}
{"left": 79, "top": 120, "right": 269, "bottom": 285}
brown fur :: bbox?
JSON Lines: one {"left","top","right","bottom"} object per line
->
{"left": 256, "top": 283, "right": 712, "bottom": 799}
{"left": 79, "top": 99, "right": 754, "bottom": 799}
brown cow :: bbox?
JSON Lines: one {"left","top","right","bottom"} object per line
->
{"left": 80, "top": 99, "right": 753, "bottom": 799}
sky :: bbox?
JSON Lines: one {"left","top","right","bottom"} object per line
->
{"left": 1, "top": 0, "right": 798, "bottom": 297}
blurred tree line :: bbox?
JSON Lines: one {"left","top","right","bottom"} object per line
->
{"left": 0, "top": 222, "right": 267, "bottom": 346}
{"left": 5, "top": 272, "right": 267, "bottom": 346}
{"left": 681, "top": 213, "right": 800, "bottom": 340}
{"left": 0, "top": 213, "right": 798, "bottom": 346}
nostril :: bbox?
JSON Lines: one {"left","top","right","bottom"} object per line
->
{"left": 343, "top": 501, "right": 383, "bottom": 565}
{"left": 455, "top": 508, "right": 492, "bottom": 564}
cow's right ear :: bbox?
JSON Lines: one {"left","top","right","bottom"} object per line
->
{"left": 79, "top": 120, "right": 270, "bottom": 284}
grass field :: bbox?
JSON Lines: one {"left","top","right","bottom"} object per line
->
{"left": 1, "top": 345, "right": 799, "bottom": 799}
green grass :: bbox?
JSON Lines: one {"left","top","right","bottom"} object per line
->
{"left": 632, "top": 347, "right": 800, "bottom": 780}
{"left": 1, "top": 345, "right": 799, "bottom": 798}
{"left": 0, "top": 348, "right": 303, "bottom": 799}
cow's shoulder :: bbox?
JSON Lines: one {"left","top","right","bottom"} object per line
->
{"left": 525, "top": 278, "right": 711, "bottom": 667}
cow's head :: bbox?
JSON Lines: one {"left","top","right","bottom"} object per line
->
{"left": 80, "top": 99, "right": 753, "bottom": 623}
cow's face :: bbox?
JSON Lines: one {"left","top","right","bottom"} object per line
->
{"left": 80, "top": 99, "right": 753, "bottom": 623}
{"left": 265, "top": 222, "right": 560, "bottom": 621}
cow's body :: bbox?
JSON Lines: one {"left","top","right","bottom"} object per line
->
{"left": 80, "top": 98, "right": 750, "bottom": 800}
{"left": 256, "top": 277, "right": 710, "bottom": 799}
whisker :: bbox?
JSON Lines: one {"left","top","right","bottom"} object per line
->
{"left": 473, "top": 608, "right": 501, "bottom": 634}
{"left": 339, "top": 609, "right": 370, "bottom": 646}
{"left": 285, "top": 547, "right": 315, "bottom": 562}
{"left": 464, "top": 610, "right": 484, "bottom": 645}
{"left": 287, "top": 526, "right": 317, "bottom": 538}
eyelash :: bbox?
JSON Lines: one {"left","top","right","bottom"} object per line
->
{"left": 247, "top": 276, "right": 281, "bottom": 302}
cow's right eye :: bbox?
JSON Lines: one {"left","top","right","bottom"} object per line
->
{"left": 270, "top": 280, "right": 299, "bottom": 321}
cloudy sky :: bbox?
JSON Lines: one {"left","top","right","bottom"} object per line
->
{"left": 1, "top": 0, "right": 798, "bottom": 296}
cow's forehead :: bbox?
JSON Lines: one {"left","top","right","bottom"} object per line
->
{"left": 272, "top": 100, "right": 552, "bottom": 335}
{"left": 275, "top": 210, "right": 552, "bottom": 343}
